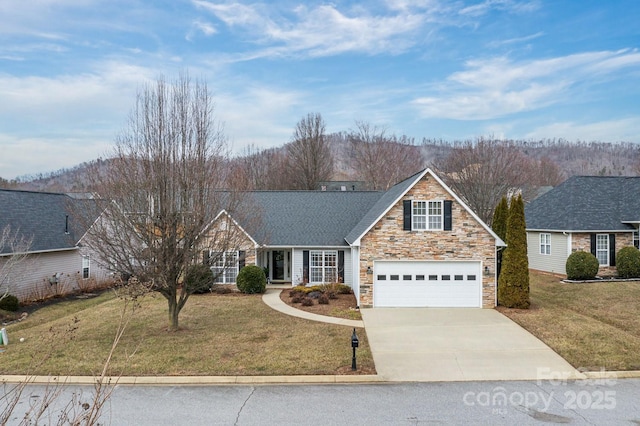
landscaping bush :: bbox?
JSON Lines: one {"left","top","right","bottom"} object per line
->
{"left": 566, "top": 251, "right": 599, "bottom": 280}
{"left": 616, "top": 246, "right": 640, "bottom": 278}
{"left": 0, "top": 294, "right": 20, "bottom": 312}
{"left": 318, "top": 294, "right": 329, "bottom": 305}
{"left": 301, "top": 297, "right": 314, "bottom": 307}
{"left": 185, "top": 264, "right": 214, "bottom": 294}
{"left": 289, "top": 288, "right": 303, "bottom": 297}
{"left": 291, "top": 294, "right": 304, "bottom": 304}
{"left": 236, "top": 265, "right": 267, "bottom": 294}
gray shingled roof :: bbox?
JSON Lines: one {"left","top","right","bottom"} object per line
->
{"left": 525, "top": 176, "right": 640, "bottom": 231}
{"left": 345, "top": 169, "right": 426, "bottom": 244}
{"left": 243, "top": 191, "right": 383, "bottom": 246}
{"left": 0, "top": 189, "right": 92, "bottom": 255}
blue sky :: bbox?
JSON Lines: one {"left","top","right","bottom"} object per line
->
{"left": 1, "top": 0, "right": 639, "bottom": 179}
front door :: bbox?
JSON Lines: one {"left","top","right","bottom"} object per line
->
{"left": 272, "top": 251, "right": 285, "bottom": 281}
{"left": 270, "top": 250, "right": 291, "bottom": 282}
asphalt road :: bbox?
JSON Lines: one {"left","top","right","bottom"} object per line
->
{"left": 3, "top": 378, "right": 639, "bottom": 425}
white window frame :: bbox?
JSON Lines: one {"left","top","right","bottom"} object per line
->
{"left": 596, "top": 234, "right": 609, "bottom": 266}
{"left": 82, "top": 256, "right": 90, "bottom": 279}
{"left": 211, "top": 251, "right": 239, "bottom": 284}
{"left": 540, "top": 233, "right": 551, "bottom": 255}
{"left": 310, "top": 250, "right": 338, "bottom": 284}
{"left": 412, "top": 200, "right": 442, "bottom": 231}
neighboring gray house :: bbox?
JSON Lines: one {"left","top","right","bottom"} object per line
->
{"left": 0, "top": 189, "right": 111, "bottom": 301}
{"left": 525, "top": 176, "right": 640, "bottom": 276}
{"left": 212, "top": 168, "right": 505, "bottom": 308}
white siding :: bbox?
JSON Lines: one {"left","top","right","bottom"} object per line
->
{"left": 291, "top": 248, "right": 353, "bottom": 287}
{"left": 0, "top": 248, "right": 114, "bottom": 302}
{"left": 351, "top": 246, "right": 360, "bottom": 302}
{"left": 1, "top": 250, "right": 80, "bottom": 301}
{"left": 527, "top": 232, "right": 569, "bottom": 275}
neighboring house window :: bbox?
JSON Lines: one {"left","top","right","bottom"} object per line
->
{"left": 634, "top": 231, "right": 639, "bottom": 249}
{"left": 211, "top": 251, "right": 239, "bottom": 284}
{"left": 412, "top": 201, "right": 442, "bottom": 230}
{"left": 540, "top": 233, "right": 551, "bottom": 255}
{"left": 310, "top": 250, "right": 337, "bottom": 284}
{"left": 596, "top": 234, "right": 609, "bottom": 266}
{"left": 82, "top": 256, "right": 90, "bottom": 279}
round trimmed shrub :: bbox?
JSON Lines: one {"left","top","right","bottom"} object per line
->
{"left": 0, "top": 294, "right": 20, "bottom": 312}
{"left": 616, "top": 246, "right": 640, "bottom": 278}
{"left": 566, "top": 251, "right": 599, "bottom": 280}
{"left": 236, "top": 265, "right": 267, "bottom": 294}
{"left": 185, "top": 264, "right": 214, "bottom": 294}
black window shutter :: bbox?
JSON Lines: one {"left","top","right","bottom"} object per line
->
{"left": 590, "top": 234, "right": 596, "bottom": 257}
{"left": 303, "top": 250, "right": 309, "bottom": 283}
{"left": 403, "top": 200, "right": 412, "bottom": 231}
{"left": 202, "top": 250, "right": 210, "bottom": 265}
{"left": 609, "top": 234, "right": 616, "bottom": 266}
{"left": 443, "top": 200, "right": 453, "bottom": 231}
{"left": 238, "top": 250, "right": 245, "bottom": 270}
{"left": 338, "top": 250, "right": 345, "bottom": 283}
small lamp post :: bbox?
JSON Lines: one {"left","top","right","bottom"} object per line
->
{"left": 351, "top": 328, "right": 359, "bottom": 371}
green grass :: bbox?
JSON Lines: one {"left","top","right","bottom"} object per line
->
{"left": 2, "top": 291, "right": 375, "bottom": 376}
{"left": 499, "top": 272, "right": 640, "bottom": 371}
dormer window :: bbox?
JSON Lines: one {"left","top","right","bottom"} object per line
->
{"left": 404, "top": 199, "right": 452, "bottom": 231}
{"left": 412, "top": 200, "right": 443, "bottom": 230}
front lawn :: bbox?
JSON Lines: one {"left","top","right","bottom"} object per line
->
{"left": 499, "top": 271, "right": 640, "bottom": 371}
{"left": 1, "top": 291, "right": 375, "bottom": 376}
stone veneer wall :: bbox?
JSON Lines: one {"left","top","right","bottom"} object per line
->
{"left": 571, "top": 232, "right": 634, "bottom": 276}
{"left": 358, "top": 174, "right": 497, "bottom": 308}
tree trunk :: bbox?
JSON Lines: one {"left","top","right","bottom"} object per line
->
{"left": 168, "top": 297, "right": 180, "bottom": 331}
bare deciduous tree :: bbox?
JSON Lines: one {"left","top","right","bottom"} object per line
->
{"left": 349, "top": 121, "right": 423, "bottom": 190}
{"left": 0, "top": 225, "right": 32, "bottom": 301}
{"left": 286, "top": 113, "right": 333, "bottom": 190}
{"left": 82, "top": 74, "right": 249, "bottom": 331}
{"left": 430, "top": 138, "right": 534, "bottom": 224}
{"left": 232, "top": 145, "right": 291, "bottom": 190}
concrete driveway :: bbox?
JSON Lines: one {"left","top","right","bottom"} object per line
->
{"left": 361, "top": 308, "right": 583, "bottom": 382}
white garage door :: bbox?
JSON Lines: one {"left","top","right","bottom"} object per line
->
{"left": 374, "top": 261, "right": 482, "bottom": 308}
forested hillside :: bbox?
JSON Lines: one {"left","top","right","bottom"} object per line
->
{"left": 3, "top": 137, "right": 639, "bottom": 193}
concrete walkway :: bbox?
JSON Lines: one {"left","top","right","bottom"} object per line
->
{"left": 361, "top": 308, "right": 585, "bottom": 382}
{"left": 261, "top": 289, "right": 364, "bottom": 328}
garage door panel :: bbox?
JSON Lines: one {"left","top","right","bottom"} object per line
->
{"left": 374, "top": 261, "right": 481, "bottom": 308}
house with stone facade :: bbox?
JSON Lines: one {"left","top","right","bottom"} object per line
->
{"left": 525, "top": 176, "right": 640, "bottom": 277}
{"left": 215, "top": 168, "right": 505, "bottom": 308}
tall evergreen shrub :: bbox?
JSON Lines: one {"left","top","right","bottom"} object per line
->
{"left": 497, "top": 194, "right": 530, "bottom": 308}
{"left": 492, "top": 196, "right": 508, "bottom": 241}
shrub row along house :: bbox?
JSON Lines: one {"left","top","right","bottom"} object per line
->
{"left": 2, "top": 169, "right": 505, "bottom": 308}
{"left": 525, "top": 176, "right": 640, "bottom": 276}
{"left": 0, "top": 190, "right": 111, "bottom": 301}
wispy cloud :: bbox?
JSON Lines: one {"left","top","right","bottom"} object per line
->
{"left": 186, "top": 20, "right": 217, "bottom": 41}
{"left": 459, "top": 0, "right": 540, "bottom": 17}
{"left": 487, "top": 31, "right": 544, "bottom": 47}
{"left": 193, "top": 0, "right": 532, "bottom": 59}
{"left": 412, "top": 49, "right": 640, "bottom": 120}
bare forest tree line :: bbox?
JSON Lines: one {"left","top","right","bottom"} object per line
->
{"left": 4, "top": 128, "right": 640, "bottom": 197}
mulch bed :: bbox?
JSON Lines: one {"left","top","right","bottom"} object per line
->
{"left": 279, "top": 289, "right": 362, "bottom": 320}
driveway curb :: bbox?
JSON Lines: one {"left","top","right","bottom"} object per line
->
{"left": 582, "top": 370, "right": 640, "bottom": 379}
{"left": 0, "top": 374, "right": 383, "bottom": 386}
